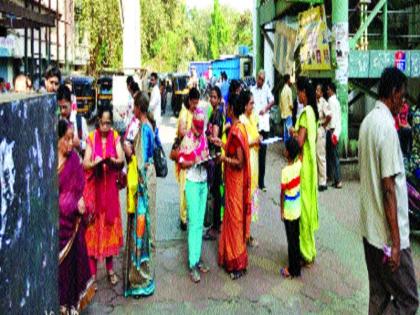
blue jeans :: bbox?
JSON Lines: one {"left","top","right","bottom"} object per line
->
{"left": 283, "top": 116, "right": 293, "bottom": 143}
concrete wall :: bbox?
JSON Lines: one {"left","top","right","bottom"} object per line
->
{"left": 0, "top": 94, "right": 58, "bottom": 314}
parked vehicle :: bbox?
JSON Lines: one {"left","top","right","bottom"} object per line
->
{"left": 96, "top": 76, "right": 113, "bottom": 109}
{"left": 408, "top": 174, "right": 420, "bottom": 231}
{"left": 68, "top": 76, "right": 96, "bottom": 119}
{"left": 171, "top": 73, "right": 189, "bottom": 117}
{"left": 211, "top": 55, "right": 253, "bottom": 81}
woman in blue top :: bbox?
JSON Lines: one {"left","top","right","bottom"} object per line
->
{"left": 123, "top": 92, "right": 156, "bottom": 298}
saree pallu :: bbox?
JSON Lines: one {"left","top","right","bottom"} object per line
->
{"left": 218, "top": 122, "right": 251, "bottom": 272}
{"left": 59, "top": 151, "right": 95, "bottom": 311}
{"left": 240, "top": 113, "right": 260, "bottom": 224}
{"left": 85, "top": 130, "right": 123, "bottom": 260}
{"left": 123, "top": 165, "right": 155, "bottom": 297}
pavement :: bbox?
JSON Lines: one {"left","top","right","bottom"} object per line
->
{"left": 83, "top": 113, "right": 420, "bottom": 315}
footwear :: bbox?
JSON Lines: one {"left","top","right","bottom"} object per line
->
{"left": 180, "top": 220, "right": 187, "bottom": 231}
{"left": 230, "top": 270, "right": 246, "bottom": 280}
{"left": 203, "top": 231, "right": 216, "bottom": 241}
{"left": 190, "top": 267, "right": 201, "bottom": 283}
{"left": 197, "top": 261, "right": 210, "bottom": 273}
{"left": 260, "top": 186, "right": 267, "bottom": 192}
{"left": 107, "top": 271, "right": 119, "bottom": 286}
{"left": 318, "top": 185, "right": 328, "bottom": 192}
{"left": 334, "top": 182, "right": 343, "bottom": 189}
{"left": 247, "top": 236, "right": 259, "bottom": 248}
{"left": 300, "top": 259, "right": 315, "bottom": 268}
{"left": 280, "top": 267, "right": 290, "bottom": 278}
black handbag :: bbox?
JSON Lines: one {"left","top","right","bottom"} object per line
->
{"left": 153, "top": 132, "right": 168, "bottom": 177}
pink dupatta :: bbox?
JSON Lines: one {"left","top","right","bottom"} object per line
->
{"left": 88, "top": 129, "right": 121, "bottom": 225}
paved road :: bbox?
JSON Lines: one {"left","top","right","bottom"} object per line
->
{"left": 84, "top": 113, "right": 420, "bottom": 314}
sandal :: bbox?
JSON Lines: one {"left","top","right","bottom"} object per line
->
{"left": 190, "top": 267, "right": 201, "bottom": 283}
{"left": 197, "top": 261, "right": 210, "bottom": 273}
{"left": 247, "top": 236, "right": 259, "bottom": 248}
{"left": 107, "top": 271, "right": 119, "bottom": 286}
{"left": 229, "top": 270, "right": 245, "bottom": 280}
{"left": 280, "top": 267, "right": 290, "bottom": 278}
{"left": 203, "top": 230, "right": 216, "bottom": 241}
{"left": 300, "top": 259, "right": 315, "bottom": 268}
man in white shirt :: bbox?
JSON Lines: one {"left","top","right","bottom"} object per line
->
{"left": 359, "top": 67, "right": 418, "bottom": 314}
{"left": 316, "top": 84, "right": 332, "bottom": 191}
{"left": 149, "top": 72, "right": 161, "bottom": 127}
{"left": 57, "top": 85, "right": 88, "bottom": 156}
{"left": 250, "top": 70, "right": 275, "bottom": 191}
{"left": 326, "top": 82, "right": 342, "bottom": 188}
{"left": 279, "top": 74, "right": 293, "bottom": 143}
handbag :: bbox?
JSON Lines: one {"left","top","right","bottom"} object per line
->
{"left": 154, "top": 144, "right": 168, "bottom": 178}
{"left": 169, "top": 137, "right": 181, "bottom": 161}
{"left": 117, "top": 170, "right": 127, "bottom": 189}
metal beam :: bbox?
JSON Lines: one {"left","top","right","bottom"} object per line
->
{"left": 349, "top": 0, "right": 386, "bottom": 49}
{"left": 286, "top": 0, "right": 323, "bottom": 4}
{"left": 259, "top": 0, "right": 294, "bottom": 26}
{"left": 262, "top": 29, "right": 274, "bottom": 51}
{"left": 0, "top": 0, "right": 55, "bottom": 27}
{"left": 383, "top": 1, "right": 387, "bottom": 50}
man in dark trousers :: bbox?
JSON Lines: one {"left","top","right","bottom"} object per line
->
{"left": 359, "top": 67, "right": 418, "bottom": 314}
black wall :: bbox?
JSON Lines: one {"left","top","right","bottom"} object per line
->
{"left": 0, "top": 94, "right": 58, "bottom": 314}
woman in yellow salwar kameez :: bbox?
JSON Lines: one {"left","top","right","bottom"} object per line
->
{"left": 239, "top": 90, "right": 261, "bottom": 246}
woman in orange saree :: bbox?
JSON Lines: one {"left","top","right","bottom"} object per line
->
{"left": 217, "top": 93, "right": 251, "bottom": 280}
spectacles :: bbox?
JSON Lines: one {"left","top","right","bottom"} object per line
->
{"left": 100, "top": 120, "right": 112, "bottom": 126}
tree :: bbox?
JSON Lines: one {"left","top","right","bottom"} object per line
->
{"left": 75, "top": 0, "right": 123, "bottom": 75}
{"left": 208, "top": 0, "right": 229, "bottom": 59}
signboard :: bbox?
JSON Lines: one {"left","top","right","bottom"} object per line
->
{"left": 297, "top": 5, "right": 331, "bottom": 71}
{"left": 273, "top": 22, "right": 297, "bottom": 75}
{"left": 394, "top": 51, "right": 406, "bottom": 72}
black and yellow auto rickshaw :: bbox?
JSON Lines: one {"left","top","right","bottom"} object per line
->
{"left": 171, "top": 73, "right": 189, "bottom": 117}
{"left": 69, "top": 76, "right": 96, "bottom": 119}
{"left": 96, "top": 76, "right": 113, "bottom": 109}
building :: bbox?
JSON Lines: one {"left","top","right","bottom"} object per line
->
{"left": 255, "top": 0, "right": 420, "bottom": 156}
{"left": 0, "top": 0, "right": 89, "bottom": 88}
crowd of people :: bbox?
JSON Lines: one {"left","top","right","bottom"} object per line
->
{"left": 5, "top": 62, "right": 419, "bottom": 314}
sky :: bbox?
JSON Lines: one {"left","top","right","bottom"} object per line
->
{"left": 185, "top": 0, "right": 253, "bottom": 12}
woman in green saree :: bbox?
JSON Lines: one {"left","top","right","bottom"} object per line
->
{"left": 292, "top": 77, "right": 319, "bottom": 265}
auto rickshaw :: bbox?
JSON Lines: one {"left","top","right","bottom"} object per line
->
{"left": 96, "top": 76, "right": 113, "bottom": 109}
{"left": 171, "top": 73, "right": 189, "bottom": 117}
{"left": 69, "top": 76, "right": 96, "bottom": 119}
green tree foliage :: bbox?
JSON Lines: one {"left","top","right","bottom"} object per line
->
{"left": 75, "top": 0, "right": 123, "bottom": 75}
{"left": 75, "top": 0, "right": 253, "bottom": 73}
{"left": 208, "top": 0, "right": 229, "bottom": 59}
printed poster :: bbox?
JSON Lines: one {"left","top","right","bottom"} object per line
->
{"left": 297, "top": 5, "right": 331, "bottom": 71}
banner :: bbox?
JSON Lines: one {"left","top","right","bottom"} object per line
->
{"left": 273, "top": 22, "right": 297, "bottom": 75}
{"left": 297, "top": 5, "right": 331, "bottom": 71}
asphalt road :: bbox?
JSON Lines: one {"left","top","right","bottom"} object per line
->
{"left": 83, "top": 112, "right": 420, "bottom": 315}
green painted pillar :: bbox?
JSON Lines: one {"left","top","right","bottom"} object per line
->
{"left": 255, "top": 0, "right": 263, "bottom": 74}
{"left": 332, "top": 0, "right": 349, "bottom": 157}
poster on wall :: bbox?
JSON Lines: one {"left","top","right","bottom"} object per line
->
{"left": 273, "top": 22, "right": 297, "bottom": 76}
{"left": 297, "top": 5, "right": 331, "bottom": 71}
{"left": 333, "top": 22, "right": 349, "bottom": 84}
